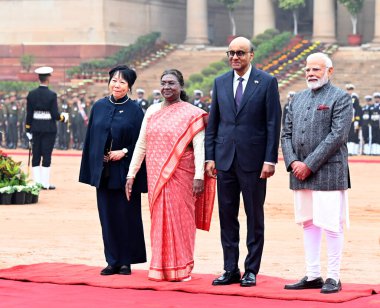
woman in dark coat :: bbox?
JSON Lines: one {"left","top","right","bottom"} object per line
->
{"left": 79, "top": 65, "right": 147, "bottom": 275}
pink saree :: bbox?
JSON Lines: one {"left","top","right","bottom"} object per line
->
{"left": 145, "top": 102, "right": 215, "bottom": 281}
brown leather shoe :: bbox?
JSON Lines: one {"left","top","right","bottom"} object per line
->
{"left": 284, "top": 276, "right": 324, "bottom": 290}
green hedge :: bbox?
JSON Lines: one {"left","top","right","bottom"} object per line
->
{"left": 0, "top": 81, "right": 38, "bottom": 93}
{"left": 67, "top": 32, "right": 161, "bottom": 77}
{"left": 254, "top": 32, "right": 292, "bottom": 64}
{"left": 185, "top": 30, "right": 292, "bottom": 97}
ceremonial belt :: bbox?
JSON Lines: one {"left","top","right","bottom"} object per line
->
{"left": 33, "top": 111, "right": 52, "bottom": 120}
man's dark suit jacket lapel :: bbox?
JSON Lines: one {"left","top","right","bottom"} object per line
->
{"left": 222, "top": 71, "right": 237, "bottom": 114}
{"left": 237, "top": 68, "right": 261, "bottom": 115}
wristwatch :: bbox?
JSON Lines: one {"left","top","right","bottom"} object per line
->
{"left": 122, "top": 148, "right": 128, "bottom": 156}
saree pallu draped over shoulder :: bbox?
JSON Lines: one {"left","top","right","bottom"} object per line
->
{"left": 145, "top": 102, "right": 215, "bottom": 281}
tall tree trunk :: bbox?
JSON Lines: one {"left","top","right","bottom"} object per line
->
{"left": 228, "top": 10, "right": 236, "bottom": 36}
{"left": 293, "top": 11, "right": 298, "bottom": 36}
{"left": 351, "top": 15, "right": 358, "bottom": 35}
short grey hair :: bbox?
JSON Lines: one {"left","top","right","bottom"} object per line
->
{"left": 306, "top": 52, "right": 333, "bottom": 68}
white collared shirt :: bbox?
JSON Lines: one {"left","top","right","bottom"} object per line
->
{"left": 232, "top": 64, "right": 275, "bottom": 166}
{"left": 233, "top": 64, "right": 252, "bottom": 99}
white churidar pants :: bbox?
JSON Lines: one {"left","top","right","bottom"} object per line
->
{"left": 293, "top": 190, "right": 349, "bottom": 282}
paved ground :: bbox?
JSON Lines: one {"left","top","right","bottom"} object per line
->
{"left": 0, "top": 150, "right": 379, "bottom": 285}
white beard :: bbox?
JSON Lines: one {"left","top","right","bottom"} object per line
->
{"left": 306, "top": 70, "right": 329, "bottom": 90}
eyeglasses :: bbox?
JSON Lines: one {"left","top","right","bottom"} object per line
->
{"left": 226, "top": 50, "right": 248, "bottom": 58}
{"left": 160, "top": 81, "right": 179, "bottom": 87}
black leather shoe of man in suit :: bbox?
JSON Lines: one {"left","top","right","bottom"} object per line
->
{"left": 321, "top": 278, "right": 342, "bottom": 294}
{"left": 284, "top": 276, "right": 324, "bottom": 290}
{"left": 212, "top": 268, "right": 241, "bottom": 286}
{"left": 240, "top": 271, "right": 256, "bottom": 287}
{"left": 119, "top": 265, "right": 131, "bottom": 275}
{"left": 100, "top": 265, "right": 120, "bottom": 275}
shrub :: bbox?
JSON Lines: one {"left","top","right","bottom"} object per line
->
{"left": 189, "top": 74, "right": 204, "bottom": 84}
{"left": 210, "top": 61, "right": 227, "bottom": 71}
{"left": 20, "top": 54, "right": 35, "bottom": 72}
{"left": 201, "top": 67, "right": 217, "bottom": 76}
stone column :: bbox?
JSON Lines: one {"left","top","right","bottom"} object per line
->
{"left": 372, "top": 0, "right": 380, "bottom": 43}
{"left": 312, "top": 0, "right": 336, "bottom": 42}
{"left": 253, "top": 0, "right": 275, "bottom": 37}
{"left": 184, "top": 0, "right": 209, "bottom": 45}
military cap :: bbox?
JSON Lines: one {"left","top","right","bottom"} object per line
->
{"left": 345, "top": 83, "right": 355, "bottom": 90}
{"left": 351, "top": 93, "right": 359, "bottom": 99}
{"left": 372, "top": 92, "right": 380, "bottom": 98}
{"left": 136, "top": 88, "right": 145, "bottom": 94}
{"left": 153, "top": 89, "right": 161, "bottom": 95}
{"left": 364, "top": 95, "right": 372, "bottom": 101}
{"left": 194, "top": 89, "right": 203, "bottom": 96}
{"left": 34, "top": 66, "right": 53, "bottom": 75}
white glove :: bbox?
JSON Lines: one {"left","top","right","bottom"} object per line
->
{"left": 60, "top": 112, "right": 69, "bottom": 123}
{"left": 26, "top": 132, "right": 33, "bottom": 141}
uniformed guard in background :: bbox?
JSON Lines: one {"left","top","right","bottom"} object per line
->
{"left": 57, "top": 92, "right": 71, "bottom": 150}
{"left": 361, "top": 95, "right": 373, "bottom": 155}
{"left": 69, "top": 93, "right": 82, "bottom": 150}
{"left": 371, "top": 92, "right": 380, "bottom": 155}
{"left": 150, "top": 89, "right": 162, "bottom": 105}
{"left": 282, "top": 90, "right": 295, "bottom": 127}
{"left": 18, "top": 94, "right": 28, "bottom": 149}
{"left": 345, "top": 84, "right": 362, "bottom": 155}
{"left": 136, "top": 88, "right": 149, "bottom": 112}
{"left": 192, "top": 89, "right": 206, "bottom": 110}
{"left": 25, "top": 66, "right": 68, "bottom": 189}
{"left": 0, "top": 97, "right": 5, "bottom": 147}
{"left": 5, "top": 92, "right": 19, "bottom": 149}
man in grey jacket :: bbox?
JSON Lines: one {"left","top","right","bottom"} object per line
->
{"left": 281, "top": 53, "right": 352, "bottom": 294}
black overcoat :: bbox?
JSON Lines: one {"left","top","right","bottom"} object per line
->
{"left": 79, "top": 96, "right": 147, "bottom": 192}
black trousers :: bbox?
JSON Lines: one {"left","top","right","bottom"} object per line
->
{"left": 217, "top": 156, "right": 266, "bottom": 275}
{"left": 7, "top": 116, "right": 18, "bottom": 148}
{"left": 96, "top": 186, "right": 146, "bottom": 267}
{"left": 31, "top": 132, "right": 56, "bottom": 167}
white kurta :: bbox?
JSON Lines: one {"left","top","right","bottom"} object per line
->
{"left": 293, "top": 190, "right": 349, "bottom": 232}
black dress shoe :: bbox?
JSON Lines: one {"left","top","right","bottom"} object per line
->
{"left": 321, "top": 278, "right": 342, "bottom": 294}
{"left": 100, "top": 265, "right": 120, "bottom": 275}
{"left": 212, "top": 269, "right": 241, "bottom": 286}
{"left": 284, "top": 276, "right": 324, "bottom": 290}
{"left": 119, "top": 265, "right": 131, "bottom": 275}
{"left": 41, "top": 185, "right": 56, "bottom": 190}
{"left": 240, "top": 271, "right": 256, "bottom": 287}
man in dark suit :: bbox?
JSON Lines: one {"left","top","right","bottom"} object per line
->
{"left": 26, "top": 66, "right": 68, "bottom": 189}
{"left": 205, "top": 36, "right": 282, "bottom": 287}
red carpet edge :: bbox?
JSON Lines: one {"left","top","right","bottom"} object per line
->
{"left": 0, "top": 263, "right": 378, "bottom": 304}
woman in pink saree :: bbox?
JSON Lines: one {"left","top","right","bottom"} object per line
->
{"left": 126, "top": 69, "right": 215, "bottom": 282}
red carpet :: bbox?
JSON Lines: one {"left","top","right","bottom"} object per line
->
{"left": 0, "top": 263, "right": 378, "bottom": 306}
{"left": 1, "top": 279, "right": 380, "bottom": 308}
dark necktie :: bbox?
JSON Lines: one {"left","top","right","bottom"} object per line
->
{"left": 235, "top": 77, "right": 244, "bottom": 108}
